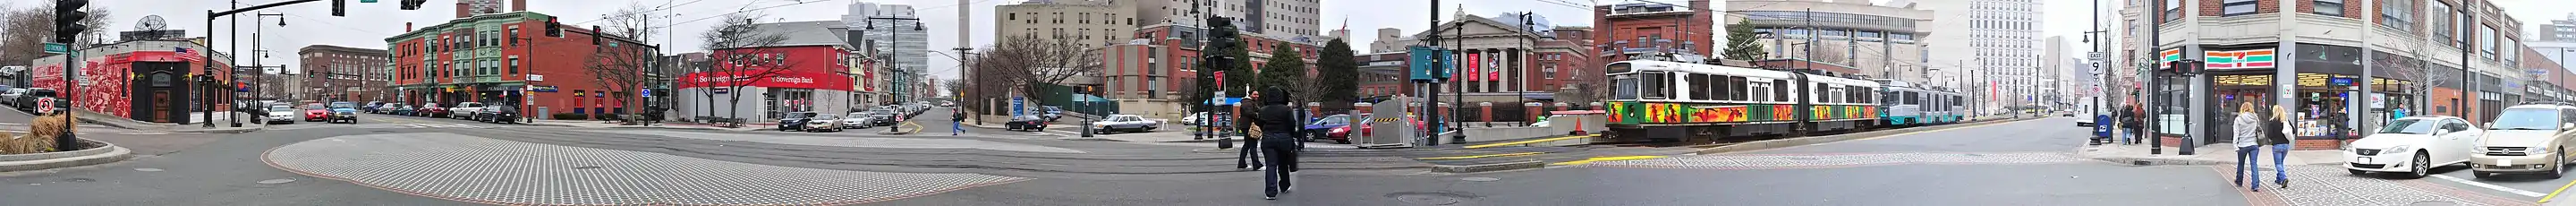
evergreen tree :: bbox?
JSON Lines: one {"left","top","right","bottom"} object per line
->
{"left": 1314, "top": 39, "right": 1360, "bottom": 106}
{"left": 1722, "top": 19, "right": 1770, "bottom": 62}
{"left": 1256, "top": 43, "right": 1308, "bottom": 101}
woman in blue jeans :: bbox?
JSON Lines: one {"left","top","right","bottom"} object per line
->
{"left": 2266, "top": 105, "right": 2292, "bottom": 189}
{"left": 2230, "top": 101, "right": 2265, "bottom": 192}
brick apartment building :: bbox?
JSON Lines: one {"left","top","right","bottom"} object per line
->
{"left": 298, "top": 45, "right": 388, "bottom": 103}
{"left": 387, "top": 7, "right": 653, "bottom": 118}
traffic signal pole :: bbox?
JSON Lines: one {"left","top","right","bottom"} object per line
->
{"left": 55, "top": 0, "right": 92, "bottom": 150}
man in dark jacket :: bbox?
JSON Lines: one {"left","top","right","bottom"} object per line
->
{"left": 951, "top": 107, "right": 967, "bottom": 135}
{"left": 2121, "top": 104, "right": 2144, "bottom": 145}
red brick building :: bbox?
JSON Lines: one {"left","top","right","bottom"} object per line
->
{"left": 30, "top": 40, "right": 240, "bottom": 123}
{"left": 1099, "top": 24, "right": 1324, "bottom": 100}
{"left": 298, "top": 45, "right": 388, "bottom": 103}
{"left": 1592, "top": 0, "right": 1713, "bottom": 64}
{"left": 387, "top": 11, "right": 652, "bottom": 117}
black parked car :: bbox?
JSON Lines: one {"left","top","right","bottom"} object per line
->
{"left": 13, "top": 89, "right": 62, "bottom": 113}
{"left": 1006, "top": 115, "right": 1049, "bottom": 132}
{"left": 777, "top": 112, "right": 819, "bottom": 131}
{"left": 477, "top": 105, "right": 520, "bottom": 124}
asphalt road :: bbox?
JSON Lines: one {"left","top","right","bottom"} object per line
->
{"left": 14, "top": 112, "right": 2532, "bottom": 205}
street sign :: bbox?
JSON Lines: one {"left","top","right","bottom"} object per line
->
{"left": 42, "top": 43, "right": 67, "bottom": 54}
{"left": 35, "top": 98, "right": 55, "bottom": 115}
{"left": 641, "top": 89, "right": 652, "bottom": 97}
{"left": 361, "top": 0, "right": 377, "bottom": 3}
{"left": 710, "top": 88, "right": 728, "bottom": 94}
{"left": 528, "top": 74, "right": 544, "bottom": 82}
{"left": 2087, "top": 52, "right": 2105, "bottom": 63}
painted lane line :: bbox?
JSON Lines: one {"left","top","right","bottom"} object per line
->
{"left": 2542, "top": 176, "right": 2576, "bottom": 203}
{"left": 1418, "top": 152, "right": 1547, "bottom": 160}
{"left": 1463, "top": 134, "right": 1600, "bottom": 149}
{"left": 1551, "top": 155, "right": 1668, "bottom": 166}
{"left": 2428, "top": 174, "right": 2548, "bottom": 197}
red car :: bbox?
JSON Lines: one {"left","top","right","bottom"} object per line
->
{"left": 303, "top": 107, "right": 330, "bottom": 122}
{"left": 415, "top": 102, "right": 448, "bottom": 117}
{"left": 1329, "top": 114, "right": 1426, "bottom": 143}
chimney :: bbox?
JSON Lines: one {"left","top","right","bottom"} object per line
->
{"left": 406, "top": 22, "right": 413, "bottom": 32}
{"left": 512, "top": 0, "right": 526, "bottom": 12}
{"left": 455, "top": 3, "right": 469, "bottom": 18}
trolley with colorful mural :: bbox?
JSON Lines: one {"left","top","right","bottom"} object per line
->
{"left": 1874, "top": 79, "right": 1964, "bottom": 126}
{"left": 1600, "top": 60, "right": 1882, "bottom": 142}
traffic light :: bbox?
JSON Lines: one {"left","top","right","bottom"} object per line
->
{"left": 54, "top": 0, "right": 89, "bottom": 43}
{"left": 399, "top": 0, "right": 426, "bottom": 10}
{"left": 2164, "top": 59, "right": 2203, "bottom": 75}
{"left": 590, "top": 25, "right": 602, "bottom": 45}
{"left": 545, "top": 17, "right": 562, "bottom": 37}
{"left": 331, "top": 0, "right": 346, "bottom": 16}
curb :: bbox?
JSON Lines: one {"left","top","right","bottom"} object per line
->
{"left": 0, "top": 140, "right": 133, "bottom": 172}
{"left": 1430, "top": 160, "right": 1544, "bottom": 173}
{"left": 1695, "top": 117, "right": 2043, "bottom": 155}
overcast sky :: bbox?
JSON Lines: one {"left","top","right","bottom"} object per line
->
{"left": 44, "top": 0, "right": 2576, "bottom": 81}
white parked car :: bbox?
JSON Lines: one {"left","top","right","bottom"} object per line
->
{"left": 448, "top": 102, "right": 488, "bottom": 119}
{"left": 1091, "top": 115, "right": 1159, "bottom": 134}
{"left": 2345, "top": 116, "right": 2482, "bottom": 178}
{"left": 841, "top": 112, "right": 876, "bottom": 129}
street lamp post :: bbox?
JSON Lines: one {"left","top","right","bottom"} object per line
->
{"left": 865, "top": 17, "right": 924, "bottom": 133}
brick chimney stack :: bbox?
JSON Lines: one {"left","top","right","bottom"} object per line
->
{"left": 455, "top": 3, "right": 469, "bottom": 18}
{"left": 512, "top": 0, "right": 526, "bottom": 12}
{"left": 406, "top": 22, "right": 413, "bottom": 32}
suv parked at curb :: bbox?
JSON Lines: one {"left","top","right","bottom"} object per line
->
{"left": 2470, "top": 104, "right": 2576, "bottom": 179}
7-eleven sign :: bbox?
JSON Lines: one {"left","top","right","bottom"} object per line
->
{"left": 2204, "top": 48, "right": 2276, "bottom": 70}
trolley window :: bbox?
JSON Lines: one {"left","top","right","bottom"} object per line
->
{"left": 1611, "top": 73, "right": 1639, "bottom": 99}
{"left": 1728, "top": 76, "right": 1748, "bottom": 101}
{"left": 1749, "top": 82, "right": 1772, "bottom": 102}
{"left": 1642, "top": 72, "right": 1671, "bottom": 99}
{"left": 1903, "top": 91, "right": 1919, "bottom": 105}
{"left": 1688, "top": 73, "right": 1713, "bottom": 100}
{"left": 1773, "top": 80, "right": 1791, "bottom": 103}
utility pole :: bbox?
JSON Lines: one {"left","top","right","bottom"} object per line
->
{"left": 1424, "top": 1, "right": 1444, "bottom": 146}
{"left": 2146, "top": 0, "right": 2163, "bottom": 155}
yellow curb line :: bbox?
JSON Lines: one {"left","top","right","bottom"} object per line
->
{"left": 1416, "top": 152, "right": 1547, "bottom": 160}
{"left": 1463, "top": 134, "right": 1601, "bottom": 149}
{"left": 2542, "top": 177, "right": 2576, "bottom": 203}
{"left": 1549, "top": 155, "right": 1667, "bottom": 166}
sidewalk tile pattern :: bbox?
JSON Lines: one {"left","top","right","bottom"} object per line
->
{"left": 264, "top": 133, "right": 1030, "bottom": 205}
{"left": 1591, "top": 152, "right": 2089, "bottom": 169}
{"left": 586, "top": 130, "right": 1087, "bottom": 153}
{"left": 2206, "top": 165, "right": 2529, "bottom": 206}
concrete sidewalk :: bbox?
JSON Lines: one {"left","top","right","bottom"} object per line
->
{"left": 2078, "top": 142, "right": 2344, "bottom": 166}
{"left": 523, "top": 119, "right": 767, "bottom": 132}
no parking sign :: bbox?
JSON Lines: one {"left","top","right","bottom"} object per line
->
{"left": 35, "top": 98, "right": 55, "bottom": 115}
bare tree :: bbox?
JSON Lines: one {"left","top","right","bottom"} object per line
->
{"left": 973, "top": 35, "right": 1102, "bottom": 107}
{"left": 584, "top": 4, "right": 658, "bottom": 124}
{"left": 1, "top": 3, "right": 111, "bottom": 66}
{"left": 697, "top": 13, "right": 797, "bottom": 126}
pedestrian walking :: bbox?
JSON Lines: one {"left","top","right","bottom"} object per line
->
{"left": 951, "top": 108, "right": 967, "bottom": 135}
{"left": 2266, "top": 105, "right": 2293, "bottom": 189}
{"left": 2119, "top": 104, "right": 2139, "bottom": 145}
{"left": 1245, "top": 87, "right": 1300, "bottom": 200}
{"left": 1235, "top": 99, "right": 1263, "bottom": 170}
{"left": 2232, "top": 100, "right": 2266, "bottom": 192}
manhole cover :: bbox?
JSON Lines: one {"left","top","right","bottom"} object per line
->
{"left": 2405, "top": 201, "right": 2460, "bottom": 206}
{"left": 133, "top": 168, "right": 163, "bottom": 172}
{"left": 1459, "top": 177, "right": 1499, "bottom": 182}
{"left": 1385, "top": 192, "right": 1476, "bottom": 205}
{"left": 574, "top": 166, "right": 603, "bottom": 169}
{"left": 256, "top": 178, "right": 296, "bottom": 185}
{"left": 62, "top": 178, "right": 91, "bottom": 183}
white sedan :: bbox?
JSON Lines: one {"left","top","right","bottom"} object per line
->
{"left": 2345, "top": 116, "right": 2483, "bottom": 178}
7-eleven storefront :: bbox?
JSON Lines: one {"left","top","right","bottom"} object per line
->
{"left": 672, "top": 71, "right": 854, "bottom": 123}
